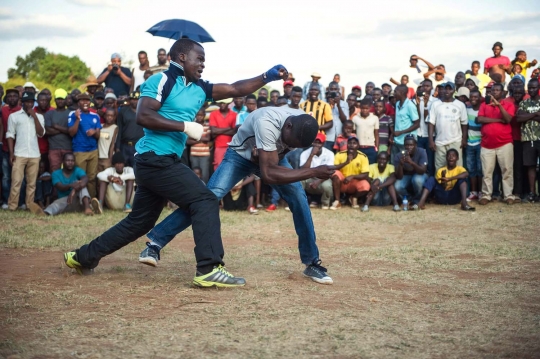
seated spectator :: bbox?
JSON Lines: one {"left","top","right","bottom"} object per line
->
{"left": 333, "top": 120, "right": 355, "bottom": 152}
{"left": 394, "top": 135, "right": 428, "bottom": 207}
{"left": 300, "top": 133, "right": 335, "bottom": 209}
{"left": 43, "top": 153, "right": 93, "bottom": 216}
{"left": 417, "top": 149, "right": 475, "bottom": 211}
{"left": 330, "top": 136, "right": 370, "bottom": 210}
{"left": 35, "top": 160, "right": 52, "bottom": 209}
{"left": 222, "top": 175, "right": 258, "bottom": 215}
{"left": 362, "top": 152, "right": 400, "bottom": 212}
{"left": 352, "top": 99, "right": 379, "bottom": 164}
{"left": 94, "top": 152, "right": 135, "bottom": 213}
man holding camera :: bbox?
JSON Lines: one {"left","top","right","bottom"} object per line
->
{"left": 97, "top": 53, "right": 133, "bottom": 97}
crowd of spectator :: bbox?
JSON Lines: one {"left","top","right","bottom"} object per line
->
{"left": 1, "top": 41, "right": 539, "bottom": 217}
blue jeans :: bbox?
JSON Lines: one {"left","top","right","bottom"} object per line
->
{"left": 372, "top": 188, "right": 391, "bottom": 206}
{"left": 270, "top": 188, "right": 281, "bottom": 205}
{"left": 147, "top": 148, "right": 320, "bottom": 265}
{"left": 417, "top": 137, "right": 435, "bottom": 176}
{"left": 360, "top": 146, "right": 377, "bottom": 164}
{"left": 466, "top": 145, "right": 483, "bottom": 178}
{"left": 424, "top": 177, "right": 465, "bottom": 205}
{"left": 394, "top": 174, "right": 428, "bottom": 203}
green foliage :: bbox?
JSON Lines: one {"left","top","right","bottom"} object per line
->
{"left": 3, "top": 47, "right": 91, "bottom": 93}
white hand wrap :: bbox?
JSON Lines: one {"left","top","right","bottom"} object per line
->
{"left": 183, "top": 121, "right": 204, "bottom": 141}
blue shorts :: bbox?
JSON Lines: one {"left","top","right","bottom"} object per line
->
{"left": 466, "top": 145, "right": 482, "bottom": 177}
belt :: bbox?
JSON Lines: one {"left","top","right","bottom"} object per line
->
{"left": 123, "top": 141, "right": 136, "bottom": 146}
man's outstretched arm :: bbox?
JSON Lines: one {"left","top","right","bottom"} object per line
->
{"left": 212, "top": 65, "right": 288, "bottom": 100}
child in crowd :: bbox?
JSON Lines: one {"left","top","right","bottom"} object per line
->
{"left": 97, "top": 109, "right": 118, "bottom": 172}
{"left": 466, "top": 90, "right": 483, "bottom": 201}
{"left": 374, "top": 100, "right": 392, "bottom": 154}
{"left": 188, "top": 108, "right": 211, "bottom": 183}
{"left": 35, "top": 160, "right": 52, "bottom": 209}
{"left": 352, "top": 99, "right": 379, "bottom": 164}
{"left": 333, "top": 120, "right": 355, "bottom": 152}
{"left": 401, "top": 75, "right": 416, "bottom": 99}
{"left": 511, "top": 50, "right": 537, "bottom": 78}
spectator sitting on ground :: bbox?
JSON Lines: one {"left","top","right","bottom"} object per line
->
{"left": 330, "top": 136, "right": 370, "bottom": 210}
{"left": 417, "top": 149, "right": 475, "bottom": 211}
{"left": 222, "top": 174, "right": 258, "bottom": 215}
{"left": 362, "top": 152, "right": 400, "bottom": 212}
{"left": 43, "top": 153, "right": 93, "bottom": 216}
{"left": 300, "top": 133, "right": 335, "bottom": 209}
{"left": 333, "top": 120, "right": 355, "bottom": 152}
{"left": 94, "top": 152, "right": 135, "bottom": 214}
{"left": 394, "top": 134, "right": 428, "bottom": 209}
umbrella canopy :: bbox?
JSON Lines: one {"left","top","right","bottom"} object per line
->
{"left": 147, "top": 19, "right": 215, "bottom": 43}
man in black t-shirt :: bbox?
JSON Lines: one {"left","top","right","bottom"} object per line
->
{"left": 97, "top": 53, "right": 133, "bottom": 97}
{"left": 115, "top": 91, "right": 143, "bottom": 167}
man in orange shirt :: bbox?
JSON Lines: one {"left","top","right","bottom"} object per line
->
{"left": 209, "top": 98, "right": 237, "bottom": 170}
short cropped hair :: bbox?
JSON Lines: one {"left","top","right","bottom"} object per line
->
{"left": 290, "top": 114, "right": 319, "bottom": 147}
{"left": 169, "top": 39, "right": 202, "bottom": 62}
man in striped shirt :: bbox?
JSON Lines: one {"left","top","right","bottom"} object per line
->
{"left": 465, "top": 90, "right": 483, "bottom": 200}
{"left": 300, "top": 85, "right": 333, "bottom": 143}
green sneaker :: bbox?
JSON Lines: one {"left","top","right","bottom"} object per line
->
{"left": 64, "top": 251, "right": 93, "bottom": 275}
{"left": 193, "top": 265, "right": 246, "bottom": 288}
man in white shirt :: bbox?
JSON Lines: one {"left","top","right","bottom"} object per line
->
{"left": 414, "top": 79, "right": 438, "bottom": 176}
{"left": 300, "top": 133, "right": 335, "bottom": 209}
{"left": 390, "top": 55, "right": 433, "bottom": 87}
{"left": 326, "top": 82, "right": 349, "bottom": 150}
{"left": 428, "top": 82, "right": 468, "bottom": 171}
{"left": 95, "top": 152, "right": 135, "bottom": 213}
{"left": 5, "top": 92, "right": 45, "bottom": 213}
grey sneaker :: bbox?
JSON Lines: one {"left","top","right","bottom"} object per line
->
{"left": 361, "top": 205, "right": 369, "bottom": 212}
{"left": 139, "top": 242, "right": 161, "bottom": 267}
{"left": 303, "top": 260, "right": 333, "bottom": 285}
{"left": 193, "top": 265, "right": 246, "bottom": 287}
{"left": 393, "top": 204, "right": 400, "bottom": 212}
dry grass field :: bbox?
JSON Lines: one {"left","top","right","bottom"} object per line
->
{"left": 0, "top": 202, "right": 539, "bottom": 359}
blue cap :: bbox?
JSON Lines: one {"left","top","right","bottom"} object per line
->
{"left": 111, "top": 52, "right": 122, "bottom": 60}
{"left": 512, "top": 74, "right": 525, "bottom": 83}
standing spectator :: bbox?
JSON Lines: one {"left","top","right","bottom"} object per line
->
{"left": 393, "top": 135, "right": 428, "bottom": 207}
{"left": 5, "top": 91, "right": 45, "bottom": 214}
{"left": 302, "top": 72, "right": 325, "bottom": 101}
{"left": 333, "top": 74, "right": 346, "bottom": 96}
{"left": 352, "top": 99, "right": 379, "bottom": 164}
{"left": 477, "top": 83, "right": 516, "bottom": 205}
{"left": 43, "top": 153, "right": 93, "bottom": 216}
{"left": 327, "top": 81, "right": 349, "bottom": 151}
{"left": 269, "top": 90, "right": 280, "bottom": 106}
{"left": 364, "top": 82, "right": 375, "bottom": 97}
{"left": 98, "top": 109, "right": 118, "bottom": 172}
{"left": 424, "top": 64, "right": 451, "bottom": 87}
{"left": 257, "top": 88, "right": 268, "bottom": 101}
{"left": 68, "top": 89, "right": 81, "bottom": 112}
{"left": 1, "top": 89, "right": 21, "bottom": 208}
{"left": 45, "top": 89, "right": 72, "bottom": 172}
{"left": 330, "top": 136, "right": 370, "bottom": 210}
{"left": 414, "top": 79, "right": 437, "bottom": 176}
{"left": 150, "top": 48, "right": 169, "bottom": 74}
{"left": 455, "top": 72, "right": 466, "bottom": 92}
{"left": 299, "top": 133, "right": 334, "bottom": 209}
{"left": 236, "top": 94, "right": 257, "bottom": 126}
{"left": 391, "top": 85, "right": 420, "bottom": 155}
{"left": 283, "top": 80, "right": 294, "bottom": 100}
{"left": 333, "top": 120, "right": 355, "bottom": 153}
{"left": 97, "top": 53, "right": 133, "bottom": 97}
{"left": 231, "top": 96, "right": 246, "bottom": 114}
{"left": 465, "top": 90, "right": 483, "bottom": 201}
{"left": 131, "top": 51, "right": 150, "bottom": 92}
{"left": 428, "top": 82, "right": 468, "bottom": 171}
{"left": 34, "top": 92, "right": 54, "bottom": 166}
{"left": 511, "top": 51, "right": 537, "bottom": 78}
{"left": 390, "top": 55, "right": 433, "bottom": 87}
{"left": 257, "top": 97, "right": 268, "bottom": 108}
{"left": 104, "top": 93, "right": 117, "bottom": 112}
{"left": 300, "top": 85, "right": 333, "bottom": 135}
{"left": 288, "top": 86, "right": 303, "bottom": 109}
{"left": 484, "top": 42, "right": 511, "bottom": 84}
{"left": 115, "top": 91, "right": 142, "bottom": 167}
{"left": 96, "top": 152, "right": 135, "bottom": 213}
{"left": 467, "top": 60, "right": 491, "bottom": 93}
{"left": 209, "top": 98, "right": 237, "bottom": 170}
{"left": 362, "top": 152, "right": 400, "bottom": 212}
{"left": 189, "top": 108, "right": 211, "bottom": 183}
{"left": 93, "top": 91, "right": 106, "bottom": 123}
{"left": 68, "top": 94, "right": 101, "bottom": 198}
{"left": 374, "top": 100, "right": 392, "bottom": 154}
{"left": 516, "top": 78, "right": 540, "bottom": 202}
{"left": 351, "top": 85, "right": 362, "bottom": 99}
{"left": 276, "top": 96, "right": 288, "bottom": 107}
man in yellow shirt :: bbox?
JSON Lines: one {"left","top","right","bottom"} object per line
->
{"left": 362, "top": 152, "right": 400, "bottom": 212}
{"left": 417, "top": 149, "right": 475, "bottom": 211}
{"left": 300, "top": 84, "right": 333, "bottom": 138}
{"left": 330, "top": 136, "right": 370, "bottom": 210}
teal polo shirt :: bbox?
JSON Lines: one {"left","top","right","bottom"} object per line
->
{"left": 136, "top": 61, "right": 213, "bottom": 157}
{"left": 394, "top": 98, "right": 419, "bottom": 145}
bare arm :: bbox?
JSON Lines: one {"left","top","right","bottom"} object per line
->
{"left": 117, "top": 69, "right": 132, "bottom": 86}
{"left": 394, "top": 120, "right": 420, "bottom": 137}
{"left": 379, "top": 173, "right": 397, "bottom": 187}
{"left": 30, "top": 110, "right": 45, "bottom": 137}
{"left": 319, "top": 121, "right": 332, "bottom": 131}
{"left": 374, "top": 129, "right": 379, "bottom": 149}
{"left": 390, "top": 78, "right": 400, "bottom": 86}
{"left": 212, "top": 67, "right": 287, "bottom": 100}
{"left": 68, "top": 116, "right": 80, "bottom": 137}
{"left": 516, "top": 110, "right": 540, "bottom": 123}
{"left": 136, "top": 97, "right": 186, "bottom": 132}
{"left": 109, "top": 127, "right": 118, "bottom": 159}
{"left": 477, "top": 116, "right": 504, "bottom": 124}
{"left": 210, "top": 126, "right": 236, "bottom": 137}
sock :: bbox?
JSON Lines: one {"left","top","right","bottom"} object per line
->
{"left": 196, "top": 264, "right": 215, "bottom": 275}
{"left": 149, "top": 241, "right": 162, "bottom": 249}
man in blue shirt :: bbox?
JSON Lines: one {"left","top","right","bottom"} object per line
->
{"left": 64, "top": 39, "right": 289, "bottom": 286}
{"left": 391, "top": 85, "right": 420, "bottom": 156}
{"left": 68, "top": 93, "right": 101, "bottom": 198}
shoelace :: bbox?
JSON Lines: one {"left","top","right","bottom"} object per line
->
{"left": 217, "top": 265, "right": 234, "bottom": 277}
{"left": 311, "top": 260, "right": 327, "bottom": 273}
{"left": 146, "top": 243, "right": 161, "bottom": 260}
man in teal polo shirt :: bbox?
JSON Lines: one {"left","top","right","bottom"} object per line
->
{"left": 64, "top": 38, "right": 288, "bottom": 287}
{"left": 391, "top": 84, "right": 420, "bottom": 156}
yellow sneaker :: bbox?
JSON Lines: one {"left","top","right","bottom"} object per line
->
{"left": 193, "top": 265, "right": 246, "bottom": 288}
{"left": 64, "top": 251, "right": 93, "bottom": 275}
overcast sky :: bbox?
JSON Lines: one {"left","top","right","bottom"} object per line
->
{"left": 1, "top": 0, "right": 539, "bottom": 93}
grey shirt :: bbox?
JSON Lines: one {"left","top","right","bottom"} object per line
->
{"left": 228, "top": 106, "right": 304, "bottom": 161}
{"left": 45, "top": 109, "right": 72, "bottom": 150}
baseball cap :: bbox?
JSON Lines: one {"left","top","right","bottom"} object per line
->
{"left": 444, "top": 82, "right": 456, "bottom": 90}
{"left": 77, "top": 93, "right": 91, "bottom": 101}
{"left": 347, "top": 136, "right": 359, "bottom": 143}
{"left": 352, "top": 85, "right": 361, "bottom": 90}
{"left": 512, "top": 74, "right": 526, "bottom": 83}
{"left": 216, "top": 98, "right": 232, "bottom": 104}
{"left": 94, "top": 91, "right": 105, "bottom": 99}
{"left": 456, "top": 87, "right": 470, "bottom": 99}
{"left": 486, "top": 81, "right": 495, "bottom": 88}
{"left": 111, "top": 52, "right": 122, "bottom": 60}
{"left": 283, "top": 80, "right": 294, "bottom": 87}
{"left": 315, "top": 133, "right": 326, "bottom": 143}
{"left": 311, "top": 72, "right": 321, "bottom": 78}
{"left": 5, "top": 88, "right": 19, "bottom": 97}
{"left": 54, "top": 89, "right": 68, "bottom": 99}
{"left": 23, "top": 82, "right": 38, "bottom": 91}
{"left": 21, "top": 91, "right": 35, "bottom": 102}
{"left": 105, "top": 93, "right": 117, "bottom": 100}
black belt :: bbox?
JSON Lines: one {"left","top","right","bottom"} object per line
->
{"left": 123, "top": 141, "right": 136, "bottom": 146}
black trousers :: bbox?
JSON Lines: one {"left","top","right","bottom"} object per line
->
{"left": 76, "top": 151, "right": 224, "bottom": 270}
{"left": 513, "top": 140, "right": 528, "bottom": 196}
{"left": 121, "top": 143, "right": 137, "bottom": 168}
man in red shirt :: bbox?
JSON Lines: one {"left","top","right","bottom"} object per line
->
{"left": 477, "top": 83, "right": 517, "bottom": 205}
{"left": 484, "top": 42, "right": 511, "bottom": 84}
{"left": 1, "top": 89, "right": 22, "bottom": 207}
{"left": 209, "top": 98, "right": 237, "bottom": 170}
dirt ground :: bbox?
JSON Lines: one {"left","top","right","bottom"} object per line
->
{"left": 0, "top": 203, "right": 539, "bottom": 359}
